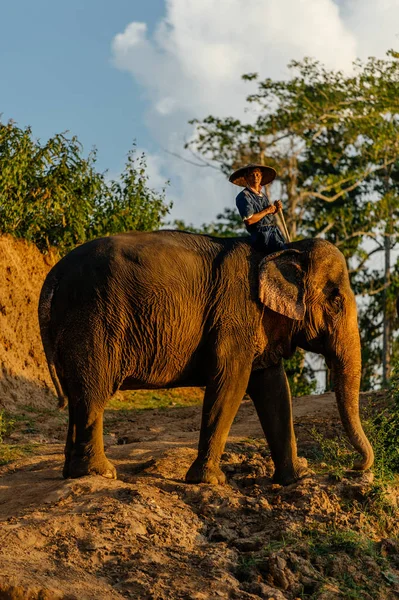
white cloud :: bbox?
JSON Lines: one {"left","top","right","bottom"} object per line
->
{"left": 113, "top": 22, "right": 147, "bottom": 51}
{"left": 140, "top": 149, "right": 168, "bottom": 191}
{"left": 111, "top": 0, "right": 399, "bottom": 225}
{"left": 340, "top": 0, "right": 399, "bottom": 59}
{"left": 112, "top": 0, "right": 357, "bottom": 119}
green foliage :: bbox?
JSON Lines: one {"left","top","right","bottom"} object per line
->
{"left": 310, "top": 429, "right": 354, "bottom": 481}
{"left": 0, "top": 411, "right": 29, "bottom": 466}
{"left": 284, "top": 349, "right": 317, "bottom": 397}
{"left": 92, "top": 150, "right": 171, "bottom": 239}
{"left": 311, "top": 393, "right": 399, "bottom": 486}
{"left": 234, "top": 525, "right": 393, "bottom": 600}
{"left": 0, "top": 444, "right": 33, "bottom": 466}
{"left": 189, "top": 51, "right": 399, "bottom": 389}
{"left": 0, "top": 121, "right": 171, "bottom": 254}
{"left": 365, "top": 361, "right": 399, "bottom": 479}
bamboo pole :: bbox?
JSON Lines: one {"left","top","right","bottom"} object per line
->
{"left": 279, "top": 209, "right": 291, "bottom": 243}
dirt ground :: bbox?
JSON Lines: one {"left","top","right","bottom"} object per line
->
{"left": 1, "top": 391, "right": 399, "bottom": 600}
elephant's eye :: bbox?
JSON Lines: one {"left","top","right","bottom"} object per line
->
{"left": 331, "top": 287, "right": 342, "bottom": 307}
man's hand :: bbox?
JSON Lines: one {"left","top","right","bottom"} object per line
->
{"left": 244, "top": 199, "right": 283, "bottom": 226}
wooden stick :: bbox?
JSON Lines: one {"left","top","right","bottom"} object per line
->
{"left": 279, "top": 209, "right": 291, "bottom": 243}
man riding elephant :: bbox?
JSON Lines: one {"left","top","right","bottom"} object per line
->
{"left": 230, "top": 163, "right": 287, "bottom": 253}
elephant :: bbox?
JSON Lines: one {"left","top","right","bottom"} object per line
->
{"left": 38, "top": 231, "right": 374, "bottom": 485}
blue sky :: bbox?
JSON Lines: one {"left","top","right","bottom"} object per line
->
{"left": 1, "top": 0, "right": 399, "bottom": 224}
{"left": 1, "top": 0, "right": 165, "bottom": 173}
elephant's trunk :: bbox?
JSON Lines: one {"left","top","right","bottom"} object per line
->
{"left": 331, "top": 330, "right": 374, "bottom": 471}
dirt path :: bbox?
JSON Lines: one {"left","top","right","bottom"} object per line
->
{"left": 0, "top": 393, "right": 337, "bottom": 519}
{"left": 2, "top": 392, "right": 397, "bottom": 600}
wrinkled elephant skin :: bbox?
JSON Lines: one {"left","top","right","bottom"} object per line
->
{"left": 39, "top": 231, "right": 374, "bottom": 484}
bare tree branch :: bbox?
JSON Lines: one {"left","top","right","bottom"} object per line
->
{"left": 315, "top": 221, "right": 335, "bottom": 237}
{"left": 162, "top": 147, "right": 221, "bottom": 171}
{"left": 367, "top": 283, "right": 390, "bottom": 296}
{"left": 348, "top": 246, "right": 383, "bottom": 273}
{"left": 335, "top": 231, "right": 381, "bottom": 247}
{"left": 301, "top": 158, "right": 397, "bottom": 203}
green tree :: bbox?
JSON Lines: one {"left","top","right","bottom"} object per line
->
{"left": 92, "top": 149, "right": 171, "bottom": 238}
{"left": 188, "top": 51, "right": 399, "bottom": 389}
{"left": 0, "top": 121, "right": 170, "bottom": 255}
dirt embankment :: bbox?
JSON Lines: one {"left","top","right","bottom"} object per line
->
{"left": 0, "top": 235, "right": 55, "bottom": 410}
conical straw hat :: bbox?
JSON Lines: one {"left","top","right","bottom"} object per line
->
{"left": 229, "top": 163, "right": 276, "bottom": 187}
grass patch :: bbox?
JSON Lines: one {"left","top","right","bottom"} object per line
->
{"left": 0, "top": 409, "right": 42, "bottom": 465}
{"left": 337, "top": 574, "right": 370, "bottom": 600}
{"left": 303, "top": 528, "right": 394, "bottom": 600}
{"left": 0, "top": 410, "right": 15, "bottom": 443}
{"left": 235, "top": 526, "right": 397, "bottom": 599}
{"left": 19, "top": 404, "right": 64, "bottom": 417}
{"left": 306, "top": 528, "right": 375, "bottom": 558}
{"left": 310, "top": 428, "right": 355, "bottom": 480}
{"left": 235, "top": 554, "right": 259, "bottom": 582}
{"left": 0, "top": 443, "right": 34, "bottom": 466}
{"left": 107, "top": 388, "right": 203, "bottom": 412}
{"left": 309, "top": 376, "right": 399, "bottom": 526}
{"left": 1, "top": 405, "right": 68, "bottom": 437}
{"left": 233, "top": 527, "right": 393, "bottom": 598}
{"left": 310, "top": 359, "right": 399, "bottom": 488}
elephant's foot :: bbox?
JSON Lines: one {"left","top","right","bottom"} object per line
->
{"left": 185, "top": 459, "right": 226, "bottom": 485}
{"left": 272, "top": 457, "right": 309, "bottom": 486}
{"left": 63, "top": 452, "right": 71, "bottom": 479}
{"left": 64, "top": 453, "right": 117, "bottom": 480}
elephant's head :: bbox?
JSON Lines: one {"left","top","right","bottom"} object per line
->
{"left": 258, "top": 239, "right": 374, "bottom": 471}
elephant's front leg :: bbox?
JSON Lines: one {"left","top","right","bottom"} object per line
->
{"left": 247, "top": 363, "right": 309, "bottom": 485}
{"left": 186, "top": 357, "right": 252, "bottom": 485}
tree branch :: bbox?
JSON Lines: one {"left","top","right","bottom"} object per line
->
{"left": 162, "top": 147, "right": 221, "bottom": 171}
{"left": 335, "top": 231, "right": 381, "bottom": 247}
{"left": 315, "top": 221, "right": 335, "bottom": 238}
{"left": 348, "top": 246, "right": 383, "bottom": 273}
{"left": 302, "top": 158, "right": 397, "bottom": 203}
{"left": 367, "top": 283, "right": 390, "bottom": 296}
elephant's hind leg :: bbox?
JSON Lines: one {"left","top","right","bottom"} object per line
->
{"left": 62, "top": 373, "right": 116, "bottom": 479}
{"left": 68, "top": 404, "right": 116, "bottom": 479}
{"left": 62, "top": 401, "right": 76, "bottom": 478}
{"left": 186, "top": 356, "right": 251, "bottom": 485}
{"left": 247, "top": 363, "right": 309, "bottom": 485}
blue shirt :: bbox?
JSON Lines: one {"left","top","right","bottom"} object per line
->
{"left": 236, "top": 187, "right": 276, "bottom": 237}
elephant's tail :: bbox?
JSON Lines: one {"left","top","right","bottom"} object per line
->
{"left": 38, "top": 269, "right": 68, "bottom": 409}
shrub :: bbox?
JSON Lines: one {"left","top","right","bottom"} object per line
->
{"left": 0, "top": 121, "right": 171, "bottom": 255}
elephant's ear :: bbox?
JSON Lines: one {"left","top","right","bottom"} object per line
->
{"left": 259, "top": 249, "right": 307, "bottom": 320}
